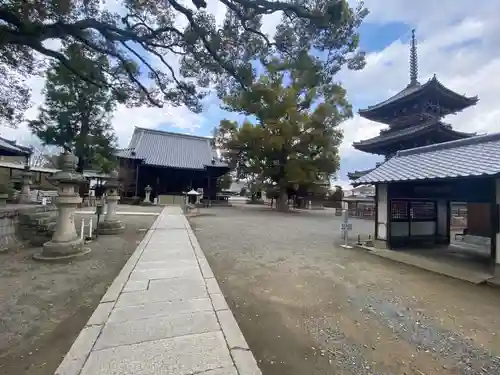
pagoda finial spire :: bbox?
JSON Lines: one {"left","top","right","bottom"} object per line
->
{"left": 409, "top": 29, "right": 419, "bottom": 85}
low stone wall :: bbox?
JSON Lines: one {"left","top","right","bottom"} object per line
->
{"left": 0, "top": 205, "right": 58, "bottom": 251}
{"left": 158, "top": 194, "right": 184, "bottom": 205}
{"left": 0, "top": 209, "right": 20, "bottom": 251}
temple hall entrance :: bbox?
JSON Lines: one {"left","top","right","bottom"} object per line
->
{"left": 449, "top": 201, "right": 491, "bottom": 263}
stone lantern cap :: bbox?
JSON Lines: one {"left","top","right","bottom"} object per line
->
{"left": 144, "top": 185, "right": 153, "bottom": 192}
{"left": 48, "top": 151, "right": 86, "bottom": 185}
{"left": 104, "top": 169, "right": 120, "bottom": 189}
{"left": 187, "top": 189, "right": 201, "bottom": 196}
{"left": 20, "top": 164, "right": 32, "bottom": 179}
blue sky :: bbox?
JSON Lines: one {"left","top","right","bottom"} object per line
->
{"left": 4, "top": 0, "right": 500, "bottom": 189}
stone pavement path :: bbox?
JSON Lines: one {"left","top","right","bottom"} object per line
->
{"left": 55, "top": 206, "right": 260, "bottom": 375}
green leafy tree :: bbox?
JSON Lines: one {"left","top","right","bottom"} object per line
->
{"left": 217, "top": 59, "right": 350, "bottom": 212}
{"left": 331, "top": 185, "right": 343, "bottom": 201}
{"left": 217, "top": 173, "right": 233, "bottom": 192}
{"left": 28, "top": 44, "right": 118, "bottom": 174}
{"left": 0, "top": 0, "right": 367, "bottom": 126}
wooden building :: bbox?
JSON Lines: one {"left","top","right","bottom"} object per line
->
{"left": 354, "top": 133, "right": 500, "bottom": 271}
{"left": 117, "top": 127, "right": 229, "bottom": 203}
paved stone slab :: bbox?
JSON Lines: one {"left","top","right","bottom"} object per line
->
{"left": 87, "top": 302, "right": 114, "bottom": 326}
{"left": 129, "top": 265, "right": 200, "bottom": 281}
{"left": 149, "top": 276, "right": 207, "bottom": 296}
{"left": 217, "top": 310, "right": 249, "bottom": 350}
{"left": 232, "top": 349, "right": 262, "bottom": 375}
{"left": 199, "top": 258, "right": 215, "bottom": 279}
{"left": 101, "top": 275, "right": 128, "bottom": 303}
{"left": 202, "top": 368, "right": 239, "bottom": 375}
{"left": 153, "top": 216, "right": 187, "bottom": 229}
{"left": 108, "top": 298, "right": 214, "bottom": 323}
{"left": 211, "top": 293, "right": 230, "bottom": 311}
{"left": 134, "top": 259, "right": 198, "bottom": 272}
{"left": 115, "top": 280, "right": 207, "bottom": 307}
{"left": 139, "top": 248, "right": 196, "bottom": 262}
{"left": 206, "top": 277, "right": 223, "bottom": 295}
{"left": 55, "top": 325, "right": 102, "bottom": 375}
{"left": 80, "top": 332, "right": 233, "bottom": 375}
{"left": 122, "top": 280, "right": 149, "bottom": 293}
{"left": 147, "top": 233, "right": 192, "bottom": 244}
{"left": 94, "top": 311, "right": 220, "bottom": 350}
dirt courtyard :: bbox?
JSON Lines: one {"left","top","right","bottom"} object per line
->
{"left": 190, "top": 204, "right": 500, "bottom": 375}
{"left": 0, "top": 206, "right": 160, "bottom": 375}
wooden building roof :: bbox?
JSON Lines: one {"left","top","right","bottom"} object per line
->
{"left": 354, "top": 133, "right": 500, "bottom": 185}
{"left": 117, "top": 127, "right": 228, "bottom": 170}
{"left": 0, "top": 137, "right": 32, "bottom": 157}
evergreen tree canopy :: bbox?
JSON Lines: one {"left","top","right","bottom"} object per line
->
{"left": 28, "top": 43, "right": 118, "bottom": 173}
{"left": 216, "top": 58, "right": 349, "bottom": 211}
{"left": 0, "top": 0, "right": 367, "bottom": 126}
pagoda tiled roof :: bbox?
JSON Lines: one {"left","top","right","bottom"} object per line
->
{"left": 352, "top": 120, "right": 475, "bottom": 149}
{"left": 359, "top": 75, "right": 478, "bottom": 116}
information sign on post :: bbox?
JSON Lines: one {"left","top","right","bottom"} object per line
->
{"left": 340, "top": 223, "right": 353, "bottom": 231}
{"left": 340, "top": 209, "right": 353, "bottom": 249}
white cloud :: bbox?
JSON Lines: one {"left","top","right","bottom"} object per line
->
{"left": 111, "top": 104, "right": 202, "bottom": 146}
{"left": 338, "top": 0, "right": 500, "bottom": 182}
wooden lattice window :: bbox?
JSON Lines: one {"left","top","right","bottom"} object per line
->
{"left": 410, "top": 201, "right": 436, "bottom": 220}
{"left": 391, "top": 201, "right": 408, "bottom": 220}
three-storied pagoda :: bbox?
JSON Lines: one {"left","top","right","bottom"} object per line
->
{"left": 348, "top": 30, "right": 478, "bottom": 181}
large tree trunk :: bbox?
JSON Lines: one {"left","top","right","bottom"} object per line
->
{"left": 276, "top": 189, "right": 289, "bottom": 212}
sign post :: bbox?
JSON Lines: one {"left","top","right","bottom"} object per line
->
{"left": 340, "top": 209, "right": 353, "bottom": 248}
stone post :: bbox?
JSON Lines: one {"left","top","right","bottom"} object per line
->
{"left": 142, "top": 185, "right": 152, "bottom": 205}
{"left": 34, "top": 151, "right": 90, "bottom": 261}
{"left": 98, "top": 170, "right": 124, "bottom": 235}
{"left": 18, "top": 165, "right": 33, "bottom": 204}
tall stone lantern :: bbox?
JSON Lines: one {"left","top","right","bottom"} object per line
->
{"left": 142, "top": 185, "right": 153, "bottom": 205}
{"left": 34, "top": 151, "right": 90, "bottom": 261}
{"left": 18, "top": 165, "right": 33, "bottom": 204}
{"left": 97, "top": 169, "right": 124, "bottom": 235}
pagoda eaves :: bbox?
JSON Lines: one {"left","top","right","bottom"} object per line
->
{"left": 358, "top": 76, "right": 478, "bottom": 127}
{"left": 352, "top": 120, "right": 475, "bottom": 156}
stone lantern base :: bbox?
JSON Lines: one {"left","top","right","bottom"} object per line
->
{"left": 97, "top": 219, "right": 125, "bottom": 235}
{"left": 34, "top": 237, "right": 90, "bottom": 262}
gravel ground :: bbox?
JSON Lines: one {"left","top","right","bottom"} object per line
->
{"left": 190, "top": 204, "right": 500, "bottom": 375}
{"left": 0, "top": 208, "right": 160, "bottom": 375}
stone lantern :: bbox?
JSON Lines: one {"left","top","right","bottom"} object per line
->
{"left": 34, "top": 151, "right": 90, "bottom": 261}
{"left": 142, "top": 185, "right": 152, "bottom": 205}
{"left": 97, "top": 169, "right": 124, "bottom": 235}
{"left": 18, "top": 165, "right": 33, "bottom": 204}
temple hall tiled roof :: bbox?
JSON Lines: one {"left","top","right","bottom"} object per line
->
{"left": 119, "top": 127, "right": 228, "bottom": 170}
{"left": 354, "top": 133, "right": 500, "bottom": 185}
{"left": 0, "top": 136, "right": 32, "bottom": 156}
